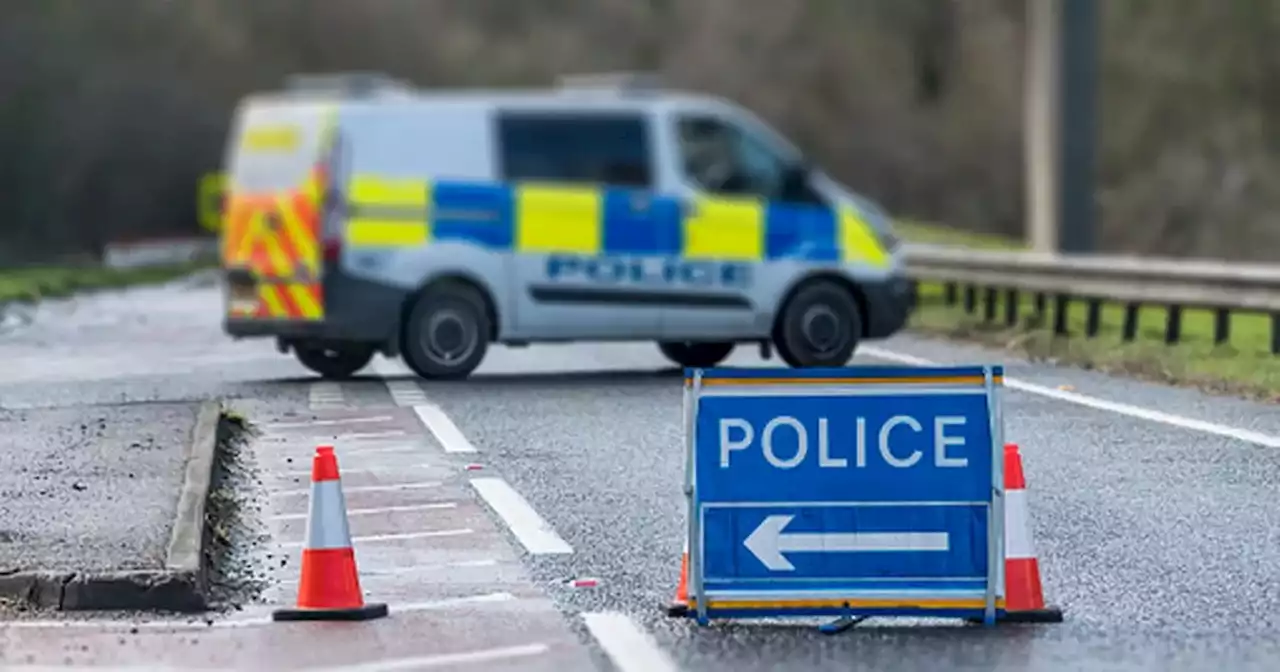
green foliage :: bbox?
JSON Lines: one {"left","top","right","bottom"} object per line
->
{"left": 3, "top": 0, "right": 1280, "bottom": 263}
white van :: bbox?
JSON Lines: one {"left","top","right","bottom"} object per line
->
{"left": 217, "top": 72, "right": 912, "bottom": 380}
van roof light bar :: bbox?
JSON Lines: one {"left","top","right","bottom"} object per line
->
{"left": 555, "top": 71, "right": 663, "bottom": 93}
{"left": 283, "top": 72, "right": 414, "bottom": 98}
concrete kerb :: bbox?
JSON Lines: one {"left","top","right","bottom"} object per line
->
{"left": 0, "top": 401, "right": 222, "bottom": 612}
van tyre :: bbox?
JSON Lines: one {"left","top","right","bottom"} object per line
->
{"left": 658, "top": 341, "right": 735, "bottom": 369}
{"left": 402, "top": 282, "right": 491, "bottom": 380}
{"left": 295, "top": 344, "right": 375, "bottom": 380}
{"left": 774, "top": 280, "right": 862, "bottom": 368}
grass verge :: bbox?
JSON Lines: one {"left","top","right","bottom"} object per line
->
{"left": 0, "top": 260, "right": 212, "bottom": 304}
{"left": 897, "top": 221, "right": 1280, "bottom": 402}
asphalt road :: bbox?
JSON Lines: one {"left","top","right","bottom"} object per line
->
{"left": 2, "top": 279, "right": 1279, "bottom": 671}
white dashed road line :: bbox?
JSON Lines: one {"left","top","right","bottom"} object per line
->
{"left": 582, "top": 612, "right": 679, "bottom": 672}
{"left": 413, "top": 403, "right": 479, "bottom": 453}
{"left": 470, "top": 477, "right": 573, "bottom": 555}
{"left": 860, "top": 345, "right": 1280, "bottom": 449}
{"left": 308, "top": 381, "right": 345, "bottom": 410}
{"left": 374, "top": 358, "right": 480, "bottom": 453}
{"left": 385, "top": 379, "right": 430, "bottom": 407}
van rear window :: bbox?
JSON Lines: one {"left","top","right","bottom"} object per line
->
{"left": 226, "top": 104, "right": 331, "bottom": 193}
{"left": 496, "top": 112, "right": 652, "bottom": 188}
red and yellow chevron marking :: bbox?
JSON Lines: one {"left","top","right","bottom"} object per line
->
{"left": 220, "top": 166, "right": 327, "bottom": 321}
{"left": 227, "top": 282, "right": 323, "bottom": 321}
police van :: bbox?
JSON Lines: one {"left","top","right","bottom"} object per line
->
{"left": 218, "top": 72, "right": 912, "bottom": 380}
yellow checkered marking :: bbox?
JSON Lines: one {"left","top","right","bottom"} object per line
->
{"left": 683, "top": 196, "right": 764, "bottom": 261}
{"left": 345, "top": 176, "right": 430, "bottom": 247}
{"left": 514, "top": 183, "right": 601, "bottom": 254}
{"left": 839, "top": 206, "right": 889, "bottom": 267}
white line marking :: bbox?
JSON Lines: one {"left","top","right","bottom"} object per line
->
{"left": 284, "top": 464, "right": 434, "bottom": 477}
{"left": 256, "top": 444, "right": 422, "bottom": 461}
{"left": 470, "top": 477, "right": 572, "bottom": 555}
{"left": 385, "top": 379, "right": 431, "bottom": 407}
{"left": 278, "top": 528, "right": 474, "bottom": 548}
{"left": 860, "top": 345, "right": 1280, "bottom": 448}
{"left": 582, "top": 612, "right": 678, "bottom": 672}
{"left": 314, "top": 644, "right": 551, "bottom": 671}
{"left": 272, "top": 481, "right": 442, "bottom": 497}
{"left": 414, "top": 404, "right": 479, "bottom": 453}
{"left": 275, "top": 559, "right": 500, "bottom": 583}
{"left": 1, "top": 592, "right": 516, "bottom": 630}
{"left": 309, "top": 382, "right": 346, "bottom": 409}
{"left": 331, "top": 445, "right": 423, "bottom": 457}
{"left": 269, "top": 502, "right": 458, "bottom": 521}
{"left": 267, "top": 415, "right": 393, "bottom": 430}
{"left": 335, "top": 430, "right": 407, "bottom": 440}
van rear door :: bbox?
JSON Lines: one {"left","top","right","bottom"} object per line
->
{"left": 220, "top": 100, "right": 335, "bottom": 324}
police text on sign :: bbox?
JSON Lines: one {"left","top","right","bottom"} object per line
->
{"left": 718, "top": 415, "right": 970, "bottom": 469}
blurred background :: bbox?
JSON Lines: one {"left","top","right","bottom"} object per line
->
{"left": 3, "top": 0, "right": 1280, "bottom": 266}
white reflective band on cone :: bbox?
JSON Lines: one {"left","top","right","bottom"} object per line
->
{"left": 305, "top": 479, "right": 354, "bottom": 550}
{"left": 1004, "top": 488, "right": 1036, "bottom": 559}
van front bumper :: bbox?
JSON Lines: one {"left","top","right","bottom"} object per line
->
{"left": 861, "top": 274, "right": 915, "bottom": 339}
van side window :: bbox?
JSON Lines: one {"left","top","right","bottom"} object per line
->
{"left": 676, "top": 115, "right": 823, "bottom": 205}
{"left": 497, "top": 113, "right": 653, "bottom": 188}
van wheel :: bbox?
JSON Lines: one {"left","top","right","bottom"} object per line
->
{"left": 295, "top": 344, "right": 375, "bottom": 380}
{"left": 658, "top": 341, "right": 735, "bottom": 369}
{"left": 774, "top": 280, "right": 862, "bottom": 368}
{"left": 401, "top": 282, "right": 490, "bottom": 380}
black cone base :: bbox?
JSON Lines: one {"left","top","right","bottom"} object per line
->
{"left": 272, "top": 602, "right": 389, "bottom": 622}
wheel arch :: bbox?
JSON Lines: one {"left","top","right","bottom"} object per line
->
{"left": 401, "top": 271, "right": 502, "bottom": 343}
{"left": 772, "top": 271, "right": 870, "bottom": 338}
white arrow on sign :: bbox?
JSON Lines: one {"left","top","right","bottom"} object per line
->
{"left": 742, "top": 515, "right": 951, "bottom": 571}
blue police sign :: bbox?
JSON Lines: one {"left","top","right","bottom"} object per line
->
{"left": 680, "top": 365, "right": 1006, "bottom": 626}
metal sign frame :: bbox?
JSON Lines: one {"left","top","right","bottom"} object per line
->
{"left": 680, "top": 365, "right": 1006, "bottom": 628}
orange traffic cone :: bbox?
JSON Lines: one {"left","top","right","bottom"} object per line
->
{"left": 272, "top": 445, "right": 389, "bottom": 622}
{"left": 664, "top": 535, "right": 691, "bottom": 617}
{"left": 1001, "top": 443, "right": 1063, "bottom": 623}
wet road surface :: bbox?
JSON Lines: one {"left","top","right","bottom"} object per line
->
{"left": 2, "top": 280, "right": 1279, "bottom": 671}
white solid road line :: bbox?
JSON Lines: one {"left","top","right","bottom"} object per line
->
{"left": 271, "top": 481, "right": 442, "bottom": 497}
{"left": 470, "top": 477, "right": 573, "bottom": 555}
{"left": 284, "top": 464, "right": 435, "bottom": 478}
{"left": 275, "top": 558, "right": 500, "bottom": 584}
{"left": 414, "top": 403, "right": 479, "bottom": 453}
{"left": 582, "top": 612, "right": 679, "bottom": 672}
{"left": 315, "top": 643, "right": 552, "bottom": 671}
{"left": 334, "top": 430, "right": 408, "bottom": 440}
{"left": 267, "top": 415, "right": 394, "bottom": 430}
{"left": 277, "top": 528, "right": 474, "bottom": 548}
{"left": 860, "top": 345, "right": 1280, "bottom": 449}
{"left": 268, "top": 501, "right": 458, "bottom": 521}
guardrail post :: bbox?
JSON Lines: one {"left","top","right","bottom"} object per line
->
{"left": 1052, "top": 295, "right": 1070, "bottom": 336}
{"left": 1271, "top": 315, "right": 1280, "bottom": 355}
{"left": 1164, "top": 306, "right": 1183, "bottom": 345}
{"left": 1212, "top": 310, "right": 1230, "bottom": 346}
{"left": 1033, "top": 293, "right": 1048, "bottom": 327}
{"left": 1084, "top": 300, "right": 1101, "bottom": 338}
{"left": 944, "top": 283, "right": 958, "bottom": 306}
{"left": 1121, "top": 304, "right": 1140, "bottom": 343}
{"left": 1004, "top": 289, "right": 1020, "bottom": 327}
{"left": 964, "top": 286, "right": 977, "bottom": 314}
{"left": 983, "top": 287, "right": 998, "bottom": 323}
